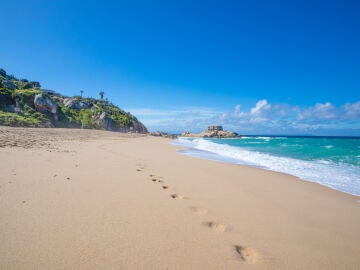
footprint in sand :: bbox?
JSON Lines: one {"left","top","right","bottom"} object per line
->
{"left": 189, "top": 206, "right": 208, "bottom": 214}
{"left": 234, "top": 245, "right": 260, "bottom": 264}
{"left": 150, "top": 175, "right": 164, "bottom": 183}
{"left": 170, "top": 194, "right": 187, "bottom": 200}
{"left": 162, "top": 185, "right": 169, "bottom": 190}
{"left": 151, "top": 178, "right": 163, "bottom": 183}
{"left": 136, "top": 164, "right": 145, "bottom": 172}
{"left": 203, "top": 221, "right": 231, "bottom": 232}
{"left": 151, "top": 178, "right": 164, "bottom": 183}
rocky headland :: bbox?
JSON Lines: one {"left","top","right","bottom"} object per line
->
{"left": 0, "top": 68, "right": 147, "bottom": 133}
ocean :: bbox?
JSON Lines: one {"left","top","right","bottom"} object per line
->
{"left": 173, "top": 136, "right": 360, "bottom": 196}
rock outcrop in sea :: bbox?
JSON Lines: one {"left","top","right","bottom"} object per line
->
{"left": 182, "top": 126, "right": 240, "bottom": 138}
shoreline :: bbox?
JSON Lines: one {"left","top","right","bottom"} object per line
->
{"left": 174, "top": 136, "right": 360, "bottom": 197}
{"left": 175, "top": 141, "right": 360, "bottom": 202}
{"left": 177, "top": 147, "right": 360, "bottom": 198}
{"left": 1, "top": 127, "right": 360, "bottom": 269}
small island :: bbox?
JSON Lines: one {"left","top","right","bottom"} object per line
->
{"left": 182, "top": 125, "right": 240, "bottom": 138}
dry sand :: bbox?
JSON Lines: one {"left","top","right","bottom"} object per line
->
{"left": 0, "top": 126, "right": 359, "bottom": 269}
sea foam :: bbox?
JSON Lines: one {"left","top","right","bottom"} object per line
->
{"left": 173, "top": 137, "right": 360, "bottom": 196}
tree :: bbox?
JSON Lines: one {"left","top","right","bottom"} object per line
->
{"left": 23, "top": 83, "right": 34, "bottom": 89}
{"left": 31, "top": 81, "right": 41, "bottom": 88}
{"left": 0, "top": 68, "right": 6, "bottom": 77}
{"left": 80, "top": 90, "right": 84, "bottom": 97}
{"left": 99, "top": 90, "right": 105, "bottom": 99}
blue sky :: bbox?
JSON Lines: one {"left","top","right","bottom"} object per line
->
{"left": 1, "top": 0, "right": 360, "bottom": 135}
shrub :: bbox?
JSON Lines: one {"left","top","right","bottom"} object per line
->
{"left": 79, "top": 109, "right": 93, "bottom": 128}
{"left": 13, "top": 89, "right": 44, "bottom": 106}
{"left": 0, "top": 68, "right": 6, "bottom": 76}
{"left": 22, "top": 104, "right": 50, "bottom": 123}
{"left": 23, "top": 82, "right": 34, "bottom": 89}
{"left": 30, "top": 81, "right": 41, "bottom": 88}
{"left": 0, "top": 88, "right": 15, "bottom": 106}
{"left": 0, "top": 111, "right": 40, "bottom": 127}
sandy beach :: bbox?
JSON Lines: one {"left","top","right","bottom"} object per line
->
{"left": 0, "top": 126, "right": 359, "bottom": 270}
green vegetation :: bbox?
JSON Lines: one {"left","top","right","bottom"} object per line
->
{"left": 0, "top": 68, "right": 6, "bottom": 77}
{"left": 22, "top": 104, "right": 50, "bottom": 123}
{"left": 56, "top": 103, "right": 81, "bottom": 127}
{"left": 13, "top": 89, "right": 44, "bottom": 106}
{"left": 79, "top": 109, "right": 103, "bottom": 129}
{"left": 100, "top": 103, "right": 133, "bottom": 127}
{"left": 0, "top": 68, "right": 147, "bottom": 132}
{"left": 0, "top": 88, "right": 14, "bottom": 108}
{"left": 0, "top": 111, "right": 41, "bottom": 126}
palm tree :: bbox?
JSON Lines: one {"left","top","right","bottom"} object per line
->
{"left": 99, "top": 90, "right": 105, "bottom": 99}
{"left": 80, "top": 90, "right": 84, "bottom": 97}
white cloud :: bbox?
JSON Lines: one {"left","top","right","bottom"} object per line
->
{"left": 126, "top": 106, "right": 221, "bottom": 133}
{"left": 250, "top": 99, "right": 271, "bottom": 115}
{"left": 343, "top": 101, "right": 360, "bottom": 120}
{"left": 297, "top": 102, "right": 337, "bottom": 120}
{"left": 128, "top": 100, "right": 360, "bottom": 135}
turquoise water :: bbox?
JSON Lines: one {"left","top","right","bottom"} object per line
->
{"left": 209, "top": 136, "right": 360, "bottom": 167}
{"left": 174, "top": 136, "right": 360, "bottom": 196}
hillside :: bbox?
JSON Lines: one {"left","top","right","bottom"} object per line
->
{"left": 0, "top": 69, "right": 148, "bottom": 133}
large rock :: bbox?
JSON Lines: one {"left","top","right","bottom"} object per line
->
{"left": 90, "top": 108, "right": 148, "bottom": 133}
{"left": 99, "top": 112, "right": 112, "bottom": 130}
{"left": 90, "top": 110, "right": 112, "bottom": 130}
{"left": 64, "top": 98, "right": 92, "bottom": 110}
{"left": 200, "top": 130, "right": 239, "bottom": 137}
{"left": 34, "top": 94, "right": 58, "bottom": 120}
{"left": 150, "top": 131, "right": 164, "bottom": 136}
{"left": 131, "top": 120, "right": 148, "bottom": 133}
{"left": 182, "top": 129, "right": 239, "bottom": 138}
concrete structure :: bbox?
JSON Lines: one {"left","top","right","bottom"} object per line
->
{"left": 208, "top": 126, "right": 223, "bottom": 132}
